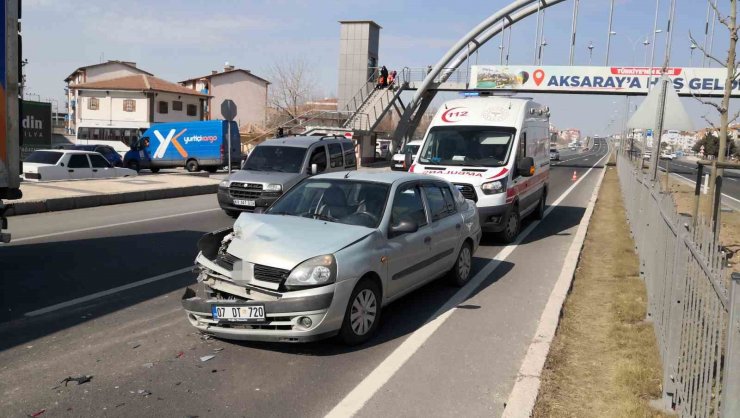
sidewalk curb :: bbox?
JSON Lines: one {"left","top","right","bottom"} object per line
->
{"left": 5, "top": 184, "right": 218, "bottom": 216}
{"left": 501, "top": 164, "right": 609, "bottom": 418}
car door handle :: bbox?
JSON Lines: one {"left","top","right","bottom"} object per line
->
{"left": 68, "top": 169, "right": 74, "bottom": 173}
{"left": 92, "top": 169, "right": 98, "bottom": 172}
{"left": 424, "top": 236, "right": 432, "bottom": 244}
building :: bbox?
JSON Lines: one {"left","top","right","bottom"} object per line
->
{"left": 180, "top": 64, "right": 269, "bottom": 129}
{"left": 70, "top": 74, "right": 208, "bottom": 145}
{"left": 337, "top": 21, "right": 381, "bottom": 110}
{"left": 64, "top": 61, "right": 153, "bottom": 134}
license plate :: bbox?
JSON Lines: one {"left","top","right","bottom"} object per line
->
{"left": 212, "top": 305, "right": 265, "bottom": 322}
{"left": 233, "top": 199, "right": 255, "bottom": 207}
{"left": 394, "top": 163, "right": 403, "bottom": 167}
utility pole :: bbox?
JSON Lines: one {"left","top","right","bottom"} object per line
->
{"left": 569, "top": 0, "right": 580, "bottom": 65}
{"left": 605, "top": 0, "right": 615, "bottom": 65}
{"left": 648, "top": 0, "right": 661, "bottom": 87}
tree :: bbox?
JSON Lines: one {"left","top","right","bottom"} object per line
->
{"left": 268, "top": 58, "right": 317, "bottom": 122}
{"left": 689, "top": 0, "right": 738, "bottom": 201}
{"left": 692, "top": 131, "right": 738, "bottom": 158}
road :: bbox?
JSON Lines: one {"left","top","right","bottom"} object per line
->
{"left": 0, "top": 139, "right": 610, "bottom": 417}
{"left": 658, "top": 158, "right": 740, "bottom": 207}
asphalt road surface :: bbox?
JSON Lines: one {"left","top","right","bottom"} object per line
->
{"left": 658, "top": 158, "right": 740, "bottom": 207}
{"left": 0, "top": 139, "right": 610, "bottom": 417}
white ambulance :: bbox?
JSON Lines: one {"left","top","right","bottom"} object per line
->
{"left": 410, "top": 96, "right": 550, "bottom": 242}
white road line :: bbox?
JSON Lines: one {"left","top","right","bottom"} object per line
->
{"left": 12, "top": 208, "right": 221, "bottom": 243}
{"left": 660, "top": 167, "right": 740, "bottom": 205}
{"left": 24, "top": 267, "right": 193, "bottom": 317}
{"left": 325, "top": 144, "right": 611, "bottom": 418}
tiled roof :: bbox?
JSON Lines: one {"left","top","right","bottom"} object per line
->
{"left": 64, "top": 60, "right": 153, "bottom": 82}
{"left": 180, "top": 69, "right": 270, "bottom": 85}
{"left": 73, "top": 74, "right": 208, "bottom": 97}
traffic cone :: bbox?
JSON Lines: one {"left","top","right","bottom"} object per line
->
{"left": 572, "top": 170, "right": 577, "bottom": 181}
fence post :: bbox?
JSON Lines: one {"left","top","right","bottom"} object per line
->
{"left": 692, "top": 163, "right": 703, "bottom": 228}
{"left": 722, "top": 272, "right": 740, "bottom": 417}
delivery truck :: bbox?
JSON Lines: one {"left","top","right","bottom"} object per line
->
{"left": 123, "top": 120, "right": 241, "bottom": 173}
{"left": 1, "top": 0, "right": 23, "bottom": 243}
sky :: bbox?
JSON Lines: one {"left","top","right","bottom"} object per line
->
{"left": 21, "top": 0, "right": 738, "bottom": 135}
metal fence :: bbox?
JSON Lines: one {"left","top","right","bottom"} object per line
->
{"left": 616, "top": 149, "right": 740, "bottom": 417}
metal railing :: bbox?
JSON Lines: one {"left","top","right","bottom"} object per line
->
{"left": 616, "top": 144, "right": 739, "bottom": 417}
{"left": 401, "top": 66, "right": 470, "bottom": 85}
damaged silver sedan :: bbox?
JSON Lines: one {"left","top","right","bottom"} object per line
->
{"left": 182, "top": 171, "right": 481, "bottom": 344}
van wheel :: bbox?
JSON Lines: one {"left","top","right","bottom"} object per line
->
{"left": 497, "top": 206, "right": 520, "bottom": 244}
{"left": 126, "top": 161, "right": 140, "bottom": 173}
{"left": 186, "top": 160, "right": 200, "bottom": 172}
{"left": 150, "top": 167, "right": 160, "bottom": 174}
{"left": 533, "top": 190, "right": 546, "bottom": 220}
{"left": 205, "top": 166, "right": 218, "bottom": 173}
{"left": 339, "top": 279, "right": 382, "bottom": 346}
{"left": 447, "top": 242, "right": 472, "bottom": 287}
{"left": 224, "top": 210, "right": 240, "bottom": 218}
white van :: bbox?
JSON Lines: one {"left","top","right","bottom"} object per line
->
{"left": 410, "top": 97, "right": 550, "bottom": 242}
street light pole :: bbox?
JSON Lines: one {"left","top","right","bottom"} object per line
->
{"left": 648, "top": 0, "right": 661, "bottom": 87}
{"left": 588, "top": 41, "right": 595, "bottom": 65}
{"left": 690, "top": 42, "right": 698, "bottom": 66}
{"left": 605, "top": 0, "right": 616, "bottom": 65}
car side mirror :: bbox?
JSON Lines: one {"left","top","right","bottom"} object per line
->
{"left": 390, "top": 219, "right": 418, "bottom": 238}
{"left": 517, "top": 157, "right": 535, "bottom": 177}
{"left": 404, "top": 152, "right": 413, "bottom": 169}
{"left": 311, "top": 163, "right": 318, "bottom": 175}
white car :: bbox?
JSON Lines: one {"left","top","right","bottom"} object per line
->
{"left": 22, "top": 150, "right": 137, "bottom": 181}
{"left": 391, "top": 140, "right": 422, "bottom": 171}
{"left": 659, "top": 152, "right": 676, "bottom": 160}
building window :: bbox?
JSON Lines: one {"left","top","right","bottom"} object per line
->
{"left": 158, "top": 101, "right": 168, "bottom": 114}
{"left": 123, "top": 99, "right": 136, "bottom": 112}
{"left": 173, "top": 101, "right": 183, "bottom": 111}
{"left": 87, "top": 97, "right": 99, "bottom": 110}
{"left": 187, "top": 104, "right": 197, "bottom": 117}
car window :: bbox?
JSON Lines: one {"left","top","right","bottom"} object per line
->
{"left": 25, "top": 151, "right": 63, "bottom": 165}
{"left": 327, "top": 143, "right": 344, "bottom": 168}
{"left": 68, "top": 154, "right": 90, "bottom": 168}
{"left": 422, "top": 184, "right": 455, "bottom": 221}
{"left": 391, "top": 184, "right": 427, "bottom": 228}
{"left": 89, "top": 154, "right": 111, "bottom": 168}
{"left": 341, "top": 141, "right": 356, "bottom": 168}
{"left": 440, "top": 185, "right": 457, "bottom": 214}
{"left": 309, "top": 146, "right": 327, "bottom": 173}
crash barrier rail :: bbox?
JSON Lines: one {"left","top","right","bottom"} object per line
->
{"left": 400, "top": 66, "right": 471, "bottom": 85}
{"left": 616, "top": 149, "right": 740, "bottom": 417}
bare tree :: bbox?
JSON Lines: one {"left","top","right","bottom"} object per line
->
{"left": 268, "top": 58, "right": 317, "bottom": 121}
{"left": 689, "top": 0, "right": 737, "bottom": 201}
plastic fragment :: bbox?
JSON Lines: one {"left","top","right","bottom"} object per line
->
{"left": 200, "top": 355, "right": 215, "bottom": 362}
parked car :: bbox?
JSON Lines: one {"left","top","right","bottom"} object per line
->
{"left": 375, "top": 139, "right": 392, "bottom": 160}
{"left": 124, "top": 120, "right": 241, "bottom": 173}
{"left": 182, "top": 171, "right": 482, "bottom": 344}
{"left": 217, "top": 136, "right": 357, "bottom": 217}
{"left": 549, "top": 148, "right": 560, "bottom": 161}
{"left": 68, "top": 144, "right": 123, "bottom": 167}
{"left": 391, "top": 140, "right": 422, "bottom": 171}
{"left": 643, "top": 151, "right": 652, "bottom": 160}
{"left": 22, "top": 150, "right": 137, "bottom": 181}
{"left": 659, "top": 152, "right": 676, "bottom": 160}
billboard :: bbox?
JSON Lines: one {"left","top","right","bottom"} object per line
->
{"left": 469, "top": 66, "right": 738, "bottom": 97}
{"left": 20, "top": 100, "right": 51, "bottom": 159}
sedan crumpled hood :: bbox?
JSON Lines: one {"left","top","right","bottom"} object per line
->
{"left": 227, "top": 213, "right": 374, "bottom": 271}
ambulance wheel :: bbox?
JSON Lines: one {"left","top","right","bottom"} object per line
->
{"left": 533, "top": 189, "right": 546, "bottom": 220}
{"left": 126, "top": 161, "right": 140, "bottom": 173}
{"left": 150, "top": 168, "right": 160, "bottom": 173}
{"left": 186, "top": 159, "right": 200, "bottom": 172}
{"left": 497, "top": 205, "right": 520, "bottom": 244}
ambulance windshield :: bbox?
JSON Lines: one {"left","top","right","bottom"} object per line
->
{"left": 418, "top": 126, "right": 515, "bottom": 167}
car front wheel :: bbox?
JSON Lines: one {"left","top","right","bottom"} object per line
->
{"left": 339, "top": 279, "right": 381, "bottom": 345}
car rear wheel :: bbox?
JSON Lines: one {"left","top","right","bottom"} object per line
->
{"left": 150, "top": 167, "right": 160, "bottom": 173}
{"left": 497, "top": 206, "right": 520, "bottom": 244}
{"left": 447, "top": 242, "right": 473, "bottom": 287}
{"left": 339, "top": 279, "right": 381, "bottom": 345}
{"left": 186, "top": 159, "right": 200, "bottom": 172}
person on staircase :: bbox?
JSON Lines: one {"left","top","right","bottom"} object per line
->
{"left": 387, "top": 70, "right": 397, "bottom": 90}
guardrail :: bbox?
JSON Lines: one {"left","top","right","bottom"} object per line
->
{"left": 616, "top": 146, "right": 739, "bottom": 417}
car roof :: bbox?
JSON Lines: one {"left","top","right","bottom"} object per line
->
{"left": 313, "top": 170, "right": 434, "bottom": 185}
{"left": 259, "top": 136, "right": 351, "bottom": 148}
{"left": 36, "top": 149, "right": 101, "bottom": 155}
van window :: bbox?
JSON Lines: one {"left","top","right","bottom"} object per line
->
{"left": 342, "top": 141, "right": 357, "bottom": 168}
{"left": 309, "top": 146, "right": 328, "bottom": 173}
{"left": 418, "top": 126, "right": 515, "bottom": 167}
{"left": 328, "top": 143, "right": 344, "bottom": 168}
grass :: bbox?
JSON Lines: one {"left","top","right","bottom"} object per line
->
{"left": 533, "top": 167, "right": 670, "bottom": 418}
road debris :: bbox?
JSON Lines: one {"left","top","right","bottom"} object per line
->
{"left": 60, "top": 375, "right": 93, "bottom": 386}
{"left": 28, "top": 409, "right": 45, "bottom": 417}
{"left": 211, "top": 369, "right": 217, "bottom": 373}
{"left": 137, "top": 389, "right": 152, "bottom": 397}
{"left": 200, "top": 355, "right": 215, "bottom": 362}
{"left": 115, "top": 403, "right": 125, "bottom": 408}
{"left": 213, "top": 347, "right": 224, "bottom": 352}
{"left": 129, "top": 342, "right": 141, "bottom": 349}
{"left": 176, "top": 351, "right": 185, "bottom": 359}
{"left": 142, "top": 362, "right": 154, "bottom": 368}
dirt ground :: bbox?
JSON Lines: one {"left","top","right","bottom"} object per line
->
{"left": 533, "top": 167, "right": 669, "bottom": 418}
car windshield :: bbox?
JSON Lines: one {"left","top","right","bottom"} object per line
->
{"left": 243, "top": 146, "right": 306, "bottom": 173}
{"left": 550, "top": 148, "right": 557, "bottom": 152}
{"left": 25, "top": 151, "right": 63, "bottom": 165}
{"left": 400, "top": 144, "right": 420, "bottom": 154}
{"left": 418, "top": 126, "right": 515, "bottom": 167}
{"left": 266, "top": 179, "right": 390, "bottom": 229}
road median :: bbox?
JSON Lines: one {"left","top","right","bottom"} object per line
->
{"left": 6, "top": 173, "right": 220, "bottom": 216}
